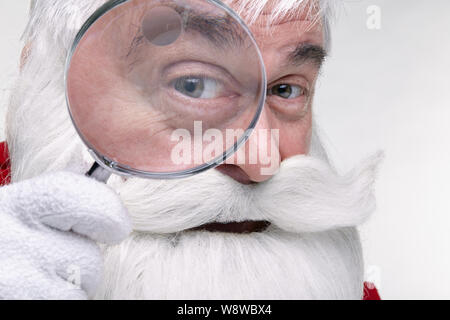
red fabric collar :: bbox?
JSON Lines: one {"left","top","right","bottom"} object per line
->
{"left": 363, "top": 282, "right": 381, "bottom": 300}
{"left": 0, "top": 142, "right": 380, "bottom": 300}
{"left": 0, "top": 141, "right": 10, "bottom": 186}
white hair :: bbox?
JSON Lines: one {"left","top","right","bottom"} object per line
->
{"left": 227, "top": 0, "right": 335, "bottom": 51}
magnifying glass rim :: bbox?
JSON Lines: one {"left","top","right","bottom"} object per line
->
{"left": 64, "top": 0, "right": 267, "bottom": 180}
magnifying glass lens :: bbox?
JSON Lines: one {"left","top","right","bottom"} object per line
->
{"left": 66, "top": 0, "right": 266, "bottom": 179}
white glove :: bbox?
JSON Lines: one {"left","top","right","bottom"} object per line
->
{"left": 0, "top": 171, "right": 131, "bottom": 300}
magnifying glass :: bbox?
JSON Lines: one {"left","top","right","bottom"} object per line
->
{"left": 65, "top": 0, "right": 266, "bottom": 181}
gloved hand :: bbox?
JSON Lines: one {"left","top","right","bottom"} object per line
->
{"left": 0, "top": 171, "right": 131, "bottom": 300}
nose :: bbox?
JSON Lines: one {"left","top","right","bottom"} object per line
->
{"left": 216, "top": 107, "right": 281, "bottom": 183}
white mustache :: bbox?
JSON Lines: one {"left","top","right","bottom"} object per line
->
{"left": 110, "top": 151, "right": 383, "bottom": 234}
{"left": 255, "top": 151, "right": 383, "bottom": 233}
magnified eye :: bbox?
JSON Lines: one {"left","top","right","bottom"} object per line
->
{"left": 174, "top": 76, "right": 222, "bottom": 99}
{"left": 268, "top": 84, "right": 306, "bottom": 99}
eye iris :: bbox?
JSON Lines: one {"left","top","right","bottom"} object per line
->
{"left": 274, "top": 84, "right": 292, "bottom": 98}
{"left": 175, "top": 77, "right": 205, "bottom": 98}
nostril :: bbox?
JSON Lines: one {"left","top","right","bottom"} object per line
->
{"left": 216, "top": 165, "right": 256, "bottom": 185}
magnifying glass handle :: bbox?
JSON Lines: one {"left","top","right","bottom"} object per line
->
{"left": 86, "top": 163, "right": 112, "bottom": 183}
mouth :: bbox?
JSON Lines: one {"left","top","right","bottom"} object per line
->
{"left": 188, "top": 220, "right": 271, "bottom": 234}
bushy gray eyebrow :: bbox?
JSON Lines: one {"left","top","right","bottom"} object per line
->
{"left": 289, "top": 43, "right": 328, "bottom": 68}
{"left": 126, "top": 5, "right": 246, "bottom": 60}
{"left": 177, "top": 7, "right": 246, "bottom": 47}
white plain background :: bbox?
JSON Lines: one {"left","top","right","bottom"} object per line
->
{"left": 0, "top": 0, "right": 449, "bottom": 299}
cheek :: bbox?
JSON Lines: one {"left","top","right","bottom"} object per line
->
{"left": 273, "top": 111, "right": 312, "bottom": 160}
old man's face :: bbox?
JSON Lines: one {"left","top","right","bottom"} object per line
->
{"left": 220, "top": 2, "right": 326, "bottom": 183}
{"left": 65, "top": 0, "right": 325, "bottom": 181}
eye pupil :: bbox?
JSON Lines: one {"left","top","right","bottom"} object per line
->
{"left": 271, "top": 84, "right": 293, "bottom": 99}
{"left": 175, "top": 77, "right": 205, "bottom": 98}
{"left": 184, "top": 78, "right": 200, "bottom": 93}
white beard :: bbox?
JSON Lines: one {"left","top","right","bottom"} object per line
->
{"left": 6, "top": 0, "right": 382, "bottom": 300}
{"left": 95, "top": 228, "right": 365, "bottom": 300}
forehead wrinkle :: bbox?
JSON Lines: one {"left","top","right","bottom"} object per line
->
{"left": 247, "top": 2, "right": 325, "bottom": 47}
{"left": 227, "top": 0, "right": 322, "bottom": 28}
